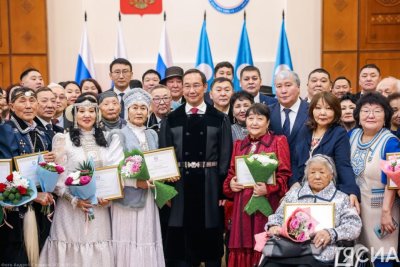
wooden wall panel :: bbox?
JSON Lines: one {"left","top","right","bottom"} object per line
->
{"left": 10, "top": 55, "right": 47, "bottom": 84}
{"left": 0, "top": 56, "right": 10, "bottom": 88}
{"left": 323, "top": 0, "right": 358, "bottom": 51}
{"left": 359, "top": 0, "right": 400, "bottom": 51}
{"left": 0, "top": 0, "right": 9, "bottom": 54}
{"left": 359, "top": 52, "right": 400, "bottom": 77}
{"left": 322, "top": 53, "right": 358, "bottom": 93}
{"left": 9, "top": 0, "right": 47, "bottom": 54}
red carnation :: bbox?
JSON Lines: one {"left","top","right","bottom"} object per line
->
{"left": 0, "top": 183, "right": 7, "bottom": 193}
{"left": 6, "top": 173, "right": 13, "bottom": 182}
{"left": 39, "top": 162, "right": 47, "bottom": 167}
{"left": 17, "top": 186, "right": 27, "bottom": 195}
{"left": 55, "top": 165, "right": 65, "bottom": 174}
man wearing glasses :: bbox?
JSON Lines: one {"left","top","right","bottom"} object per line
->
{"left": 108, "top": 58, "right": 133, "bottom": 119}
{"left": 147, "top": 84, "right": 172, "bottom": 133}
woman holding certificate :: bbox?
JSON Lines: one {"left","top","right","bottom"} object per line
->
{"left": 111, "top": 88, "right": 165, "bottom": 267}
{"left": 0, "top": 87, "right": 54, "bottom": 266}
{"left": 39, "top": 93, "right": 124, "bottom": 267}
{"left": 350, "top": 93, "right": 400, "bottom": 267}
{"left": 223, "top": 103, "right": 291, "bottom": 267}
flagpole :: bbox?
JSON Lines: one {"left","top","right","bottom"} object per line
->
{"left": 164, "top": 11, "right": 166, "bottom": 22}
{"left": 244, "top": 10, "right": 246, "bottom": 21}
{"left": 119, "top": 12, "right": 121, "bottom": 21}
{"left": 84, "top": 11, "right": 87, "bottom": 22}
{"left": 282, "top": 9, "right": 285, "bottom": 20}
{"left": 204, "top": 10, "right": 206, "bottom": 21}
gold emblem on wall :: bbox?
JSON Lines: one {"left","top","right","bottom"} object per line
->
{"left": 375, "top": 0, "right": 400, "bottom": 7}
{"left": 129, "top": 0, "right": 156, "bottom": 9}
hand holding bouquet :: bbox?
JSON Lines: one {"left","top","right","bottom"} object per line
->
{"left": 119, "top": 149, "right": 177, "bottom": 208}
{"left": 243, "top": 153, "right": 278, "bottom": 216}
{"left": 65, "top": 159, "right": 96, "bottom": 220}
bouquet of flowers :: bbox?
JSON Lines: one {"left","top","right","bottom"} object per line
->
{"left": 380, "top": 154, "right": 400, "bottom": 187}
{"left": 0, "top": 171, "right": 37, "bottom": 207}
{"left": 281, "top": 207, "right": 318, "bottom": 242}
{"left": 119, "top": 149, "right": 178, "bottom": 208}
{"left": 65, "top": 159, "right": 96, "bottom": 220}
{"left": 243, "top": 153, "right": 278, "bottom": 216}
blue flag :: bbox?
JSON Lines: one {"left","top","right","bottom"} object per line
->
{"left": 234, "top": 20, "right": 253, "bottom": 92}
{"left": 156, "top": 22, "right": 173, "bottom": 80}
{"left": 75, "top": 23, "right": 95, "bottom": 84}
{"left": 272, "top": 18, "right": 293, "bottom": 94}
{"left": 195, "top": 20, "right": 214, "bottom": 91}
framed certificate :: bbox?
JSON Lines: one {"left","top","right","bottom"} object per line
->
{"left": 14, "top": 151, "right": 48, "bottom": 186}
{"left": 0, "top": 159, "right": 12, "bottom": 183}
{"left": 235, "top": 156, "right": 276, "bottom": 187}
{"left": 284, "top": 203, "right": 335, "bottom": 231}
{"left": 143, "top": 147, "right": 180, "bottom": 181}
{"left": 95, "top": 165, "right": 123, "bottom": 200}
{"left": 387, "top": 152, "right": 400, "bottom": 189}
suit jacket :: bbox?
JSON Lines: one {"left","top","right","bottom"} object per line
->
{"left": 260, "top": 93, "right": 277, "bottom": 105}
{"left": 293, "top": 124, "right": 361, "bottom": 199}
{"left": 34, "top": 117, "right": 64, "bottom": 141}
{"left": 268, "top": 100, "right": 309, "bottom": 186}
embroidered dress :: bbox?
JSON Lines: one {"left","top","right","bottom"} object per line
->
{"left": 39, "top": 130, "right": 124, "bottom": 267}
{"left": 111, "top": 123, "right": 165, "bottom": 267}
{"left": 350, "top": 128, "right": 400, "bottom": 262}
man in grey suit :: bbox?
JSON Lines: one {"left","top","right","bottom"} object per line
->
{"left": 268, "top": 70, "right": 309, "bottom": 187}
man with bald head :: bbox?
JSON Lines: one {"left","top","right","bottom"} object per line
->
{"left": 377, "top": 77, "right": 400, "bottom": 97}
{"left": 268, "top": 70, "right": 309, "bottom": 187}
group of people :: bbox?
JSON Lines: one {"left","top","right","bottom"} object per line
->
{"left": 0, "top": 58, "right": 399, "bottom": 267}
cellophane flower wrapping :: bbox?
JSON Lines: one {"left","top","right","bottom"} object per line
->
{"left": 243, "top": 153, "right": 278, "bottom": 216}
{"left": 0, "top": 171, "right": 37, "bottom": 207}
{"left": 119, "top": 149, "right": 178, "bottom": 208}
{"left": 280, "top": 207, "right": 318, "bottom": 242}
{"left": 380, "top": 156, "right": 400, "bottom": 186}
{"left": 36, "top": 157, "right": 64, "bottom": 193}
{"left": 65, "top": 159, "right": 96, "bottom": 220}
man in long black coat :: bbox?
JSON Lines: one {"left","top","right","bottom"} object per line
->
{"left": 159, "top": 69, "right": 232, "bottom": 267}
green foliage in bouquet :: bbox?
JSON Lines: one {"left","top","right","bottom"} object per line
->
{"left": 77, "top": 160, "right": 94, "bottom": 177}
{"left": 118, "top": 149, "right": 150, "bottom": 180}
{"left": 152, "top": 181, "right": 178, "bottom": 209}
{"left": 243, "top": 152, "right": 279, "bottom": 217}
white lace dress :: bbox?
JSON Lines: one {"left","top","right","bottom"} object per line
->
{"left": 39, "top": 130, "right": 124, "bottom": 267}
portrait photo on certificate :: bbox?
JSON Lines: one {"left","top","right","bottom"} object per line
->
{"left": 95, "top": 165, "right": 123, "bottom": 200}
{"left": 0, "top": 159, "right": 12, "bottom": 183}
{"left": 143, "top": 147, "right": 180, "bottom": 181}
{"left": 235, "top": 156, "right": 276, "bottom": 187}
{"left": 14, "top": 151, "right": 48, "bottom": 186}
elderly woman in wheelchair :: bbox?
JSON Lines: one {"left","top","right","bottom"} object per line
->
{"left": 259, "top": 154, "right": 362, "bottom": 267}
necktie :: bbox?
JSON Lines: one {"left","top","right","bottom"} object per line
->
{"left": 190, "top": 107, "right": 199, "bottom": 114}
{"left": 45, "top": 124, "right": 53, "bottom": 131}
{"left": 282, "top": 108, "right": 291, "bottom": 136}
{"left": 119, "top": 93, "right": 125, "bottom": 118}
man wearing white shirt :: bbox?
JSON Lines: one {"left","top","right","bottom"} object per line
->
{"left": 159, "top": 69, "right": 232, "bottom": 267}
{"left": 268, "top": 70, "right": 309, "bottom": 187}
{"left": 147, "top": 84, "right": 172, "bottom": 132}
{"left": 108, "top": 58, "right": 133, "bottom": 119}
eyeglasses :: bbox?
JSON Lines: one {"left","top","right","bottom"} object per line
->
{"left": 153, "top": 97, "right": 171, "bottom": 104}
{"left": 183, "top": 83, "right": 203, "bottom": 90}
{"left": 111, "top": 69, "right": 132, "bottom": 76}
{"left": 360, "top": 109, "right": 384, "bottom": 116}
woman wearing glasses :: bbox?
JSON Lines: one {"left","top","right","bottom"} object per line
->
{"left": 350, "top": 93, "right": 400, "bottom": 267}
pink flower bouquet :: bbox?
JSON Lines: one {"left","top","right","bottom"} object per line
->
{"left": 36, "top": 159, "right": 65, "bottom": 193}
{"left": 280, "top": 207, "right": 318, "bottom": 242}
{"left": 380, "top": 155, "right": 400, "bottom": 187}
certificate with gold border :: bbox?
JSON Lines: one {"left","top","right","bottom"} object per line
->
{"left": 14, "top": 151, "right": 48, "bottom": 186}
{"left": 143, "top": 147, "right": 180, "bottom": 181}
{"left": 0, "top": 159, "right": 12, "bottom": 183}
{"left": 387, "top": 152, "right": 400, "bottom": 189}
{"left": 95, "top": 165, "right": 123, "bottom": 200}
{"left": 284, "top": 203, "right": 335, "bottom": 231}
{"left": 235, "top": 155, "right": 276, "bottom": 187}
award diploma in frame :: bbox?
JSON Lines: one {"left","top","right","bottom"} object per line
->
{"left": 95, "top": 165, "right": 123, "bottom": 200}
{"left": 0, "top": 159, "right": 12, "bottom": 183}
{"left": 14, "top": 151, "right": 48, "bottom": 186}
{"left": 235, "top": 155, "right": 276, "bottom": 187}
{"left": 143, "top": 147, "right": 180, "bottom": 181}
{"left": 284, "top": 203, "right": 335, "bottom": 231}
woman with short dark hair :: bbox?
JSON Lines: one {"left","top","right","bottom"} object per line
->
{"left": 339, "top": 93, "right": 357, "bottom": 132}
{"left": 293, "top": 91, "right": 360, "bottom": 211}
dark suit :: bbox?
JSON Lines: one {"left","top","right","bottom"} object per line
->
{"left": 269, "top": 100, "right": 309, "bottom": 186}
{"left": 260, "top": 93, "right": 277, "bottom": 105}
{"left": 293, "top": 124, "right": 361, "bottom": 199}
{"left": 34, "top": 117, "right": 64, "bottom": 141}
